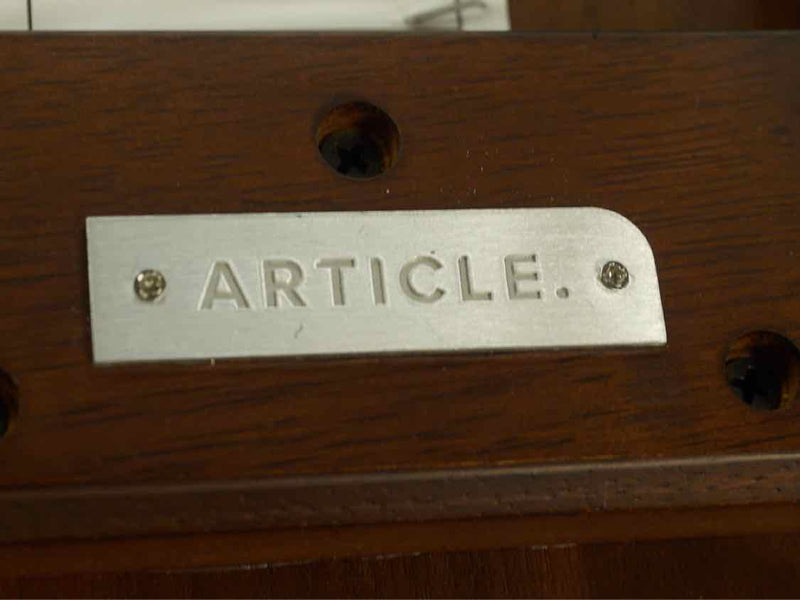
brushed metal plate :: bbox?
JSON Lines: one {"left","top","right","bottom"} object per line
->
{"left": 87, "top": 208, "right": 666, "bottom": 364}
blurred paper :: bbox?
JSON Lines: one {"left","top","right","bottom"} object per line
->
{"left": 34, "top": 0, "right": 509, "bottom": 31}
{"left": 0, "top": 0, "right": 27, "bottom": 30}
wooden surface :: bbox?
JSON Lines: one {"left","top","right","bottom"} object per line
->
{"left": 2, "top": 32, "right": 800, "bottom": 595}
{"left": 510, "top": 0, "right": 800, "bottom": 30}
{"left": 2, "top": 504, "right": 800, "bottom": 579}
{"left": 2, "top": 33, "right": 800, "bottom": 559}
{"left": 6, "top": 454, "right": 800, "bottom": 545}
{"left": 3, "top": 533, "right": 800, "bottom": 598}
{"left": 4, "top": 5, "right": 800, "bottom": 597}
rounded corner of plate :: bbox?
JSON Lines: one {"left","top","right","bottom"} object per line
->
{"left": 585, "top": 207, "right": 656, "bottom": 258}
{"left": 655, "top": 326, "right": 668, "bottom": 346}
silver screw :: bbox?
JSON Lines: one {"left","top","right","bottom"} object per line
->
{"left": 134, "top": 269, "right": 166, "bottom": 301}
{"left": 600, "top": 261, "right": 630, "bottom": 290}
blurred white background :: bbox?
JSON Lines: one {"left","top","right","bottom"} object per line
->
{"left": 1, "top": 0, "right": 509, "bottom": 31}
{"left": 0, "top": 0, "right": 26, "bottom": 29}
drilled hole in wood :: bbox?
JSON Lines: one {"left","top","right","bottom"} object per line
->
{"left": 725, "top": 332, "right": 800, "bottom": 411}
{"left": 316, "top": 102, "right": 400, "bottom": 180}
{"left": 0, "top": 368, "right": 18, "bottom": 437}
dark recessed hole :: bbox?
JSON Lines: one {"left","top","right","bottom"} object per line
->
{"left": 316, "top": 102, "right": 400, "bottom": 180}
{"left": 725, "top": 332, "right": 800, "bottom": 411}
{"left": 0, "top": 368, "right": 18, "bottom": 437}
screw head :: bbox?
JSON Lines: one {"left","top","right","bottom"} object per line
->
{"left": 134, "top": 269, "right": 166, "bottom": 301}
{"left": 600, "top": 261, "right": 630, "bottom": 290}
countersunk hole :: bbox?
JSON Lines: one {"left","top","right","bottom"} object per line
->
{"left": 725, "top": 332, "right": 800, "bottom": 411}
{"left": 556, "top": 287, "right": 570, "bottom": 299}
{"left": 0, "top": 368, "right": 18, "bottom": 437}
{"left": 316, "top": 102, "right": 400, "bottom": 180}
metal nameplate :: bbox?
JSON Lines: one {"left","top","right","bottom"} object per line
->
{"left": 87, "top": 208, "right": 666, "bottom": 364}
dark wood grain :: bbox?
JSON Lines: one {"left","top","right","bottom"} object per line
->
{"left": 510, "top": 0, "right": 800, "bottom": 30}
{"left": 2, "top": 33, "right": 800, "bottom": 556}
{"left": 3, "top": 533, "right": 800, "bottom": 598}
{"left": 3, "top": 454, "right": 800, "bottom": 544}
{"left": 2, "top": 504, "right": 800, "bottom": 579}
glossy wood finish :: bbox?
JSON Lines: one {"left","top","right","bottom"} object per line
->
{"left": 2, "top": 32, "right": 800, "bottom": 564}
{"left": 3, "top": 533, "right": 800, "bottom": 598}
{"left": 5, "top": 454, "right": 800, "bottom": 544}
{"left": 3, "top": 504, "right": 800, "bottom": 579}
